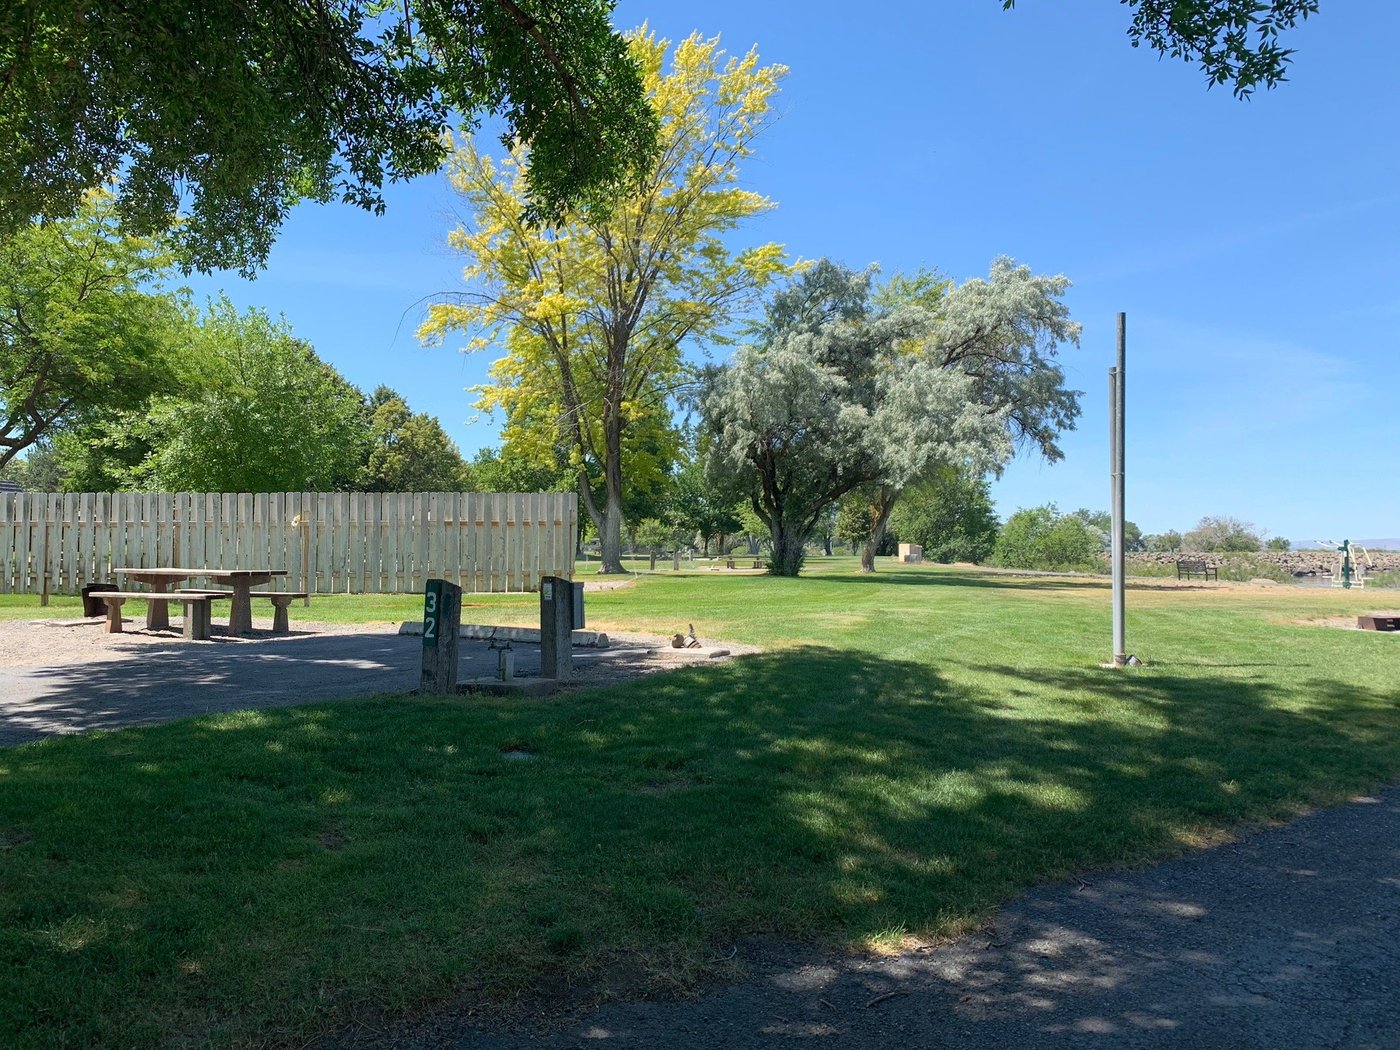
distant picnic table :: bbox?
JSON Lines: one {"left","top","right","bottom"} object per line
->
{"left": 113, "top": 568, "right": 293, "bottom": 637}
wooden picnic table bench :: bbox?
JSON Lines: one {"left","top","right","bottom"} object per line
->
{"left": 114, "top": 567, "right": 292, "bottom": 637}
{"left": 176, "top": 589, "right": 309, "bottom": 633}
{"left": 1176, "top": 559, "right": 1218, "bottom": 581}
{"left": 95, "top": 592, "right": 216, "bottom": 640}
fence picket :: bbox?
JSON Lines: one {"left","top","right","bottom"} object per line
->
{"left": 0, "top": 493, "right": 11, "bottom": 593}
{"left": 92, "top": 493, "right": 108, "bottom": 584}
{"left": 140, "top": 493, "right": 155, "bottom": 571}
{"left": 347, "top": 493, "right": 362, "bottom": 593}
{"left": 390, "top": 493, "right": 405, "bottom": 592}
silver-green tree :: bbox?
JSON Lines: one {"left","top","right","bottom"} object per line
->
{"left": 1184, "top": 515, "right": 1263, "bottom": 552}
{"left": 848, "top": 257, "right": 1081, "bottom": 572}
{"left": 699, "top": 260, "right": 1009, "bottom": 577}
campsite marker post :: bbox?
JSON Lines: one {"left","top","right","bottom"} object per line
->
{"left": 420, "top": 578, "right": 461, "bottom": 693}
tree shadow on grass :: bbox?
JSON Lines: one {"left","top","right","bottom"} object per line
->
{"left": 1, "top": 645, "right": 1397, "bottom": 1046}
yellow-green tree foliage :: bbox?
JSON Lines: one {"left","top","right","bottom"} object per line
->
{"left": 420, "top": 27, "right": 790, "bottom": 573}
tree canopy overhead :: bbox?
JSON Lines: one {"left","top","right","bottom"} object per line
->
{"left": 0, "top": 0, "right": 658, "bottom": 274}
{"left": 1001, "top": 0, "right": 1318, "bottom": 97}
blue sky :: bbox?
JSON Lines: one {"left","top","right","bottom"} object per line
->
{"left": 183, "top": 1, "right": 1399, "bottom": 541}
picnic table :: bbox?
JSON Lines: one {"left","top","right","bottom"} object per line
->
{"left": 114, "top": 568, "right": 289, "bottom": 637}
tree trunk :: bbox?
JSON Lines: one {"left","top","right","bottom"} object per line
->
{"left": 823, "top": 535, "right": 833, "bottom": 556}
{"left": 859, "top": 488, "right": 899, "bottom": 573}
{"left": 596, "top": 411, "right": 627, "bottom": 574}
{"left": 649, "top": 550, "right": 657, "bottom": 571}
{"left": 598, "top": 488, "right": 625, "bottom": 573}
{"left": 768, "top": 520, "right": 807, "bottom": 576}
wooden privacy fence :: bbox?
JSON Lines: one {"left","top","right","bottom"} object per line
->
{"left": 0, "top": 492, "right": 577, "bottom": 596}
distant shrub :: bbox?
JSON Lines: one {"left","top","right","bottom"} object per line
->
{"left": 1184, "top": 515, "right": 1262, "bottom": 552}
{"left": 928, "top": 531, "right": 994, "bottom": 564}
{"left": 1144, "top": 530, "right": 1183, "bottom": 552}
{"left": 991, "top": 505, "right": 1102, "bottom": 571}
{"left": 1213, "top": 554, "right": 1292, "bottom": 583}
{"left": 1126, "top": 560, "right": 1177, "bottom": 578}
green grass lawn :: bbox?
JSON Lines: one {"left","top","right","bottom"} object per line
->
{"left": 2, "top": 563, "right": 1399, "bottom": 1047}
{"left": 0, "top": 595, "right": 82, "bottom": 621}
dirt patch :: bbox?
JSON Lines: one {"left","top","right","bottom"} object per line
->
{"left": 581, "top": 579, "right": 637, "bottom": 592}
{"left": 561, "top": 632, "right": 761, "bottom": 689}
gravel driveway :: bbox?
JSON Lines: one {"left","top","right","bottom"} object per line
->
{"left": 0, "top": 620, "right": 742, "bottom": 747}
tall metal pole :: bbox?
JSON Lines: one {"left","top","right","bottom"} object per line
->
{"left": 1111, "top": 313, "right": 1127, "bottom": 666}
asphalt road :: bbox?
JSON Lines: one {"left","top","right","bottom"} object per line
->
{"left": 339, "top": 786, "right": 1400, "bottom": 1050}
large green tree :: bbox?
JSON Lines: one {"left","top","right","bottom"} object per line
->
{"left": 992, "top": 504, "right": 1102, "bottom": 571}
{"left": 888, "top": 467, "right": 1000, "bottom": 564}
{"left": 667, "top": 441, "right": 742, "bottom": 556}
{"left": 129, "top": 300, "right": 370, "bottom": 492}
{"left": 1, "top": 1, "right": 658, "bottom": 273}
{"left": 468, "top": 447, "right": 568, "bottom": 493}
{"left": 359, "top": 386, "right": 473, "bottom": 492}
{"left": 421, "top": 28, "right": 790, "bottom": 574}
{"left": 1001, "top": 1, "right": 1318, "bottom": 97}
{"left": 0, "top": 189, "right": 187, "bottom": 470}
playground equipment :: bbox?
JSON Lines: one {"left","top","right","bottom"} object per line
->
{"left": 1317, "top": 539, "right": 1374, "bottom": 589}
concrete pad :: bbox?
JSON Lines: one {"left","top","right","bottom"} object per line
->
{"left": 648, "top": 646, "right": 731, "bottom": 659}
{"left": 397, "top": 622, "right": 610, "bottom": 647}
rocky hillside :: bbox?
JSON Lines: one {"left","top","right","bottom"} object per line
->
{"left": 1127, "top": 550, "right": 1400, "bottom": 576}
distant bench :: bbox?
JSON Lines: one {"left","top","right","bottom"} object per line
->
{"left": 1176, "top": 559, "right": 1218, "bottom": 582}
